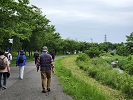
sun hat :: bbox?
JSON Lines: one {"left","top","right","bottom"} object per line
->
{"left": 42, "top": 46, "right": 48, "bottom": 52}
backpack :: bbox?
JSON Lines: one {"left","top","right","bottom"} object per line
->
{"left": 4, "top": 53, "right": 9, "bottom": 60}
{"left": 18, "top": 55, "right": 24, "bottom": 63}
{"left": 0, "top": 57, "right": 6, "bottom": 70}
{"left": 34, "top": 52, "right": 39, "bottom": 57}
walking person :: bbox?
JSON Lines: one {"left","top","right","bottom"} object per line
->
{"left": 4, "top": 47, "right": 12, "bottom": 66}
{"left": 51, "top": 52, "right": 55, "bottom": 61}
{"left": 16, "top": 50, "right": 26, "bottom": 80}
{"left": 0, "top": 50, "right": 10, "bottom": 90}
{"left": 36, "top": 46, "right": 54, "bottom": 93}
{"left": 34, "top": 50, "right": 39, "bottom": 64}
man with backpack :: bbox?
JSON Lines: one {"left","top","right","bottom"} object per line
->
{"left": 4, "top": 48, "right": 12, "bottom": 66}
{"left": 36, "top": 46, "right": 54, "bottom": 93}
{"left": 16, "top": 50, "right": 26, "bottom": 80}
{"left": 0, "top": 50, "right": 10, "bottom": 90}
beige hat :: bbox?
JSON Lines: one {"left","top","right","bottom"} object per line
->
{"left": 42, "top": 46, "right": 48, "bottom": 52}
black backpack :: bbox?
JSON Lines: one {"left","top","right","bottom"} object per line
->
{"left": 4, "top": 53, "right": 9, "bottom": 60}
{"left": 34, "top": 52, "right": 39, "bottom": 57}
{"left": 18, "top": 55, "right": 24, "bottom": 63}
{"left": 0, "top": 57, "right": 6, "bottom": 70}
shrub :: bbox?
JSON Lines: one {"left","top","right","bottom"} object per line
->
{"left": 77, "top": 53, "right": 89, "bottom": 62}
{"left": 76, "top": 54, "right": 133, "bottom": 97}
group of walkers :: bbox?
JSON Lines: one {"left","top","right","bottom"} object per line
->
{"left": 0, "top": 46, "right": 55, "bottom": 93}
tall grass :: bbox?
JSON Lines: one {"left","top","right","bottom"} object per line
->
{"left": 55, "top": 57, "right": 108, "bottom": 100}
{"left": 76, "top": 53, "right": 133, "bottom": 99}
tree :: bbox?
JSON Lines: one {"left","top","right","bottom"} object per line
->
{"left": 99, "top": 42, "right": 113, "bottom": 52}
{"left": 116, "top": 43, "right": 129, "bottom": 56}
{"left": 84, "top": 47, "right": 101, "bottom": 58}
{"left": 126, "top": 32, "right": 133, "bottom": 54}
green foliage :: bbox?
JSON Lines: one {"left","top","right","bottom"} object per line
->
{"left": 0, "top": 1, "right": 59, "bottom": 53}
{"left": 55, "top": 58, "right": 107, "bottom": 100}
{"left": 99, "top": 52, "right": 113, "bottom": 57}
{"left": 99, "top": 42, "right": 114, "bottom": 52}
{"left": 116, "top": 44, "right": 129, "bottom": 56}
{"left": 76, "top": 53, "right": 89, "bottom": 62}
{"left": 76, "top": 55, "right": 133, "bottom": 97}
{"left": 84, "top": 47, "right": 101, "bottom": 58}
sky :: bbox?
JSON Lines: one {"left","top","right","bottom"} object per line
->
{"left": 29, "top": 0, "right": 133, "bottom": 43}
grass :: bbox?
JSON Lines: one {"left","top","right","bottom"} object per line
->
{"left": 54, "top": 56, "right": 108, "bottom": 100}
{"left": 54, "top": 55, "right": 129, "bottom": 100}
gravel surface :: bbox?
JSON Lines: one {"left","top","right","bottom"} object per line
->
{"left": 0, "top": 56, "right": 73, "bottom": 100}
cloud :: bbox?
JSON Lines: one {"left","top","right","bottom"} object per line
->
{"left": 100, "top": 0, "right": 133, "bottom": 7}
{"left": 29, "top": 0, "right": 133, "bottom": 43}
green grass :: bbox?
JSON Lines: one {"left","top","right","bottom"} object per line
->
{"left": 54, "top": 56, "right": 108, "bottom": 100}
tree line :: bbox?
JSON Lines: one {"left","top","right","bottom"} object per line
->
{"left": 0, "top": 0, "right": 133, "bottom": 56}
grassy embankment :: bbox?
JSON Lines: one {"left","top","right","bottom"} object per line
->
{"left": 54, "top": 55, "right": 127, "bottom": 100}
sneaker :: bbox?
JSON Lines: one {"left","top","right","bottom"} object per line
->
{"left": 47, "top": 88, "right": 51, "bottom": 92}
{"left": 2, "top": 86, "right": 7, "bottom": 90}
{"left": 42, "top": 90, "right": 46, "bottom": 93}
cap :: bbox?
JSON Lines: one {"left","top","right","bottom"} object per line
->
{"left": 5, "top": 47, "right": 10, "bottom": 51}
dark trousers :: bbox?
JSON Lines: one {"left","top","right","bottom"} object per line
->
{"left": 35, "top": 57, "right": 38, "bottom": 64}
{"left": 0, "top": 72, "right": 7, "bottom": 87}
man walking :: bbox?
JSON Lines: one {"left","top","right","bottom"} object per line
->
{"left": 4, "top": 48, "right": 12, "bottom": 66}
{"left": 34, "top": 50, "right": 39, "bottom": 64}
{"left": 36, "top": 46, "right": 54, "bottom": 93}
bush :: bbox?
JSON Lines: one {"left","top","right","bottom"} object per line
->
{"left": 77, "top": 53, "right": 89, "bottom": 62}
{"left": 76, "top": 54, "right": 133, "bottom": 97}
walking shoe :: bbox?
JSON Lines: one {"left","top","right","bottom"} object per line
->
{"left": 47, "top": 88, "right": 51, "bottom": 92}
{"left": 2, "top": 86, "right": 7, "bottom": 90}
{"left": 42, "top": 90, "right": 46, "bottom": 93}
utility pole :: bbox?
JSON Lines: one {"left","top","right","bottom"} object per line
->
{"left": 104, "top": 34, "right": 107, "bottom": 42}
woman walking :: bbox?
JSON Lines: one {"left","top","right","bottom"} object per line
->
{"left": 0, "top": 50, "right": 10, "bottom": 90}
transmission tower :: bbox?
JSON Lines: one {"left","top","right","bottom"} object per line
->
{"left": 104, "top": 34, "right": 107, "bottom": 42}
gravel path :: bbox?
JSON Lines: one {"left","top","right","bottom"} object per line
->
{"left": 0, "top": 56, "right": 73, "bottom": 100}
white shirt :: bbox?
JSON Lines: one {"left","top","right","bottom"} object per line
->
{"left": 5, "top": 52, "right": 12, "bottom": 65}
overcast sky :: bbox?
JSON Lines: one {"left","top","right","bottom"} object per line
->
{"left": 29, "top": 0, "right": 133, "bottom": 43}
